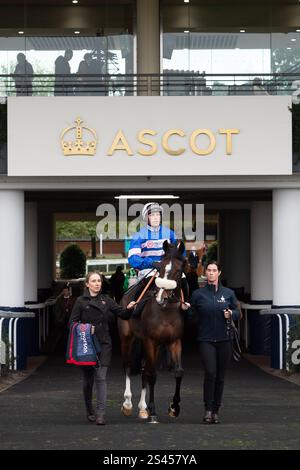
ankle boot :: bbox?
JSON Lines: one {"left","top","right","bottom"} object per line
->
{"left": 212, "top": 412, "right": 220, "bottom": 424}
{"left": 86, "top": 406, "right": 96, "bottom": 422}
{"left": 203, "top": 410, "right": 213, "bottom": 424}
{"left": 96, "top": 413, "right": 106, "bottom": 425}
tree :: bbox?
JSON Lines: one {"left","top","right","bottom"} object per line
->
{"left": 56, "top": 221, "right": 97, "bottom": 239}
{"left": 60, "top": 243, "right": 86, "bottom": 279}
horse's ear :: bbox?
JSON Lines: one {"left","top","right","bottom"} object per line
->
{"left": 177, "top": 241, "right": 185, "bottom": 255}
{"left": 163, "top": 240, "right": 170, "bottom": 253}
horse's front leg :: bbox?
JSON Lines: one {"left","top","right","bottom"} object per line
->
{"left": 168, "top": 339, "right": 184, "bottom": 418}
{"left": 137, "top": 365, "right": 148, "bottom": 420}
{"left": 143, "top": 338, "right": 159, "bottom": 423}
{"left": 120, "top": 331, "right": 134, "bottom": 416}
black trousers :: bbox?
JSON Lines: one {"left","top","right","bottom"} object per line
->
{"left": 82, "top": 365, "right": 108, "bottom": 415}
{"left": 199, "top": 341, "right": 232, "bottom": 413}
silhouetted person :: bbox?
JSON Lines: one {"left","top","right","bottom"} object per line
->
{"left": 252, "top": 77, "right": 268, "bottom": 95}
{"left": 54, "top": 49, "right": 73, "bottom": 96}
{"left": 110, "top": 266, "right": 125, "bottom": 302}
{"left": 188, "top": 246, "right": 199, "bottom": 270}
{"left": 13, "top": 53, "right": 34, "bottom": 96}
{"left": 76, "top": 52, "right": 93, "bottom": 95}
{"left": 44, "top": 285, "right": 76, "bottom": 354}
{"left": 186, "top": 266, "right": 199, "bottom": 298}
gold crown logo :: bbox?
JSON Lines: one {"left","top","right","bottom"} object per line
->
{"left": 61, "top": 117, "right": 97, "bottom": 156}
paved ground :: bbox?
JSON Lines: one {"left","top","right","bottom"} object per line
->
{"left": 0, "top": 351, "right": 300, "bottom": 450}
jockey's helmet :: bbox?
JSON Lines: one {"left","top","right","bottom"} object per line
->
{"left": 142, "top": 202, "right": 163, "bottom": 221}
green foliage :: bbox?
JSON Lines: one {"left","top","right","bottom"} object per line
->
{"left": 207, "top": 242, "right": 218, "bottom": 263}
{"left": 272, "top": 48, "right": 300, "bottom": 74}
{"left": 57, "top": 221, "right": 97, "bottom": 239}
{"left": 0, "top": 331, "right": 14, "bottom": 373}
{"left": 287, "top": 317, "right": 300, "bottom": 373}
{"left": 60, "top": 243, "right": 86, "bottom": 279}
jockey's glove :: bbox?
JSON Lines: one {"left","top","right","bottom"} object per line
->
{"left": 152, "top": 261, "right": 161, "bottom": 270}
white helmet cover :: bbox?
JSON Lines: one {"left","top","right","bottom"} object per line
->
{"left": 142, "top": 202, "right": 163, "bottom": 221}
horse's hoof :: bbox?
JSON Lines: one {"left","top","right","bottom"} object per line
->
{"left": 147, "top": 415, "right": 159, "bottom": 424}
{"left": 168, "top": 404, "right": 180, "bottom": 418}
{"left": 138, "top": 409, "right": 149, "bottom": 420}
{"left": 121, "top": 405, "right": 133, "bottom": 416}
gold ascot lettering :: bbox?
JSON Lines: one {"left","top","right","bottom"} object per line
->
{"left": 219, "top": 129, "right": 240, "bottom": 155}
{"left": 162, "top": 129, "right": 186, "bottom": 156}
{"left": 137, "top": 129, "right": 158, "bottom": 156}
{"left": 190, "top": 129, "right": 216, "bottom": 156}
{"left": 103, "top": 128, "right": 240, "bottom": 157}
{"left": 107, "top": 130, "right": 133, "bottom": 156}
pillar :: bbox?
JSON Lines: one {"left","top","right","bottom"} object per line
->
{"left": 251, "top": 202, "right": 272, "bottom": 301}
{"left": 0, "top": 190, "right": 24, "bottom": 307}
{"left": 137, "top": 0, "right": 160, "bottom": 95}
{"left": 273, "top": 189, "right": 300, "bottom": 306}
{"left": 25, "top": 202, "right": 38, "bottom": 302}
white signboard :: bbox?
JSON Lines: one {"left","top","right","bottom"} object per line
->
{"left": 8, "top": 96, "right": 292, "bottom": 176}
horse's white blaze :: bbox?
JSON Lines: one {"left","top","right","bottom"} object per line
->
{"left": 156, "top": 287, "right": 164, "bottom": 304}
{"left": 138, "top": 387, "right": 147, "bottom": 412}
{"left": 164, "top": 261, "right": 172, "bottom": 277}
{"left": 123, "top": 372, "right": 133, "bottom": 410}
{"left": 155, "top": 260, "right": 177, "bottom": 303}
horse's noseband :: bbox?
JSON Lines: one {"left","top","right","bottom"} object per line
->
{"left": 155, "top": 277, "right": 177, "bottom": 290}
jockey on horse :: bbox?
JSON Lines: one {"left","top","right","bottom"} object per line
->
{"left": 126, "top": 202, "right": 189, "bottom": 315}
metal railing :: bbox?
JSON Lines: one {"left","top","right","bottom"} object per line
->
{"left": 260, "top": 308, "right": 300, "bottom": 371}
{"left": 0, "top": 72, "right": 300, "bottom": 97}
{"left": 0, "top": 297, "right": 57, "bottom": 372}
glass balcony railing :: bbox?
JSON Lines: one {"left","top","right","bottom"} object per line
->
{"left": 0, "top": 72, "right": 300, "bottom": 97}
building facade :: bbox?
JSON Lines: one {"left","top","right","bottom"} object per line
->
{"left": 1, "top": 0, "right": 300, "bottom": 363}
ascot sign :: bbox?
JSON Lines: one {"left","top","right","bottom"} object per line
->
{"left": 8, "top": 96, "right": 292, "bottom": 176}
{"left": 61, "top": 117, "right": 239, "bottom": 157}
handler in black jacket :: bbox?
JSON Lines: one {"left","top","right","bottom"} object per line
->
{"left": 69, "top": 271, "right": 136, "bottom": 425}
{"left": 190, "top": 261, "right": 240, "bottom": 424}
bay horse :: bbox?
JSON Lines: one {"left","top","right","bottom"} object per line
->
{"left": 118, "top": 240, "right": 186, "bottom": 423}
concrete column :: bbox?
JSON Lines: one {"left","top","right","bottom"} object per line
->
{"left": 25, "top": 202, "right": 38, "bottom": 302}
{"left": 251, "top": 202, "right": 272, "bottom": 301}
{"left": 38, "top": 207, "right": 54, "bottom": 294}
{"left": 219, "top": 210, "right": 250, "bottom": 294}
{"left": 0, "top": 190, "right": 24, "bottom": 307}
{"left": 137, "top": 0, "right": 160, "bottom": 95}
{"left": 273, "top": 189, "right": 300, "bottom": 306}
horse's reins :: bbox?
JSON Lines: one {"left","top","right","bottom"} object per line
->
{"left": 136, "top": 273, "right": 157, "bottom": 303}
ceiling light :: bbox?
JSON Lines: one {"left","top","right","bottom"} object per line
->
{"left": 184, "top": 30, "right": 190, "bottom": 33}
{"left": 287, "top": 47, "right": 292, "bottom": 50}
{"left": 74, "top": 31, "right": 80, "bottom": 34}
{"left": 291, "top": 38, "right": 297, "bottom": 41}
{"left": 184, "top": 0, "right": 190, "bottom": 3}
{"left": 18, "top": 31, "right": 24, "bottom": 35}
{"left": 240, "top": 29, "right": 246, "bottom": 33}
{"left": 114, "top": 195, "right": 180, "bottom": 200}
{"left": 72, "top": 0, "right": 78, "bottom": 3}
